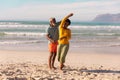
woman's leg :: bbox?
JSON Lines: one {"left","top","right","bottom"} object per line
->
{"left": 57, "top": 44, "right": 63, "bottom": 62}
{"left": 60, "top": 44, "right": 69, "bottom": 70}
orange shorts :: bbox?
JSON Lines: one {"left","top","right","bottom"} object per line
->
{"left": 49, "top": 42, "right": 58, "bottom": 53}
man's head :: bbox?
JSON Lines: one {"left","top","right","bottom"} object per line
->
{"left": 49, "top": 18, "right": 56, "bottom": 27}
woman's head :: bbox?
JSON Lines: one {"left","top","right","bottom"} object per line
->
{"left": 66, "top": 19, "right": 71, "bottom": 25}
{"left": 63, "top": 19, "right": 71, "bottom": 28}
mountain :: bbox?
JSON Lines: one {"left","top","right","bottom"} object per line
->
{"left": 92, "top": 13, "right": 120, "bottom": 23}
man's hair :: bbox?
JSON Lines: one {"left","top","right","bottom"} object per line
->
{"left": 50, "top": 17, "right": 55, "bottom": 22}
{"left": 66, "top": 19, "right": 71, "bottom": 25}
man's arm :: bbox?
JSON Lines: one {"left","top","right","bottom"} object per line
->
{"left": 46, "top": 27, "right": 54, "bottom": 43}
{"left": 46, "top": 34, "right": 54, "bottom": 43}
{"left": 55, "top": 21, "right": 61, "bottom": 27}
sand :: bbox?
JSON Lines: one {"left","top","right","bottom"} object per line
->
{"left": 0, "top": 50, "right": 120, "bottom": 80}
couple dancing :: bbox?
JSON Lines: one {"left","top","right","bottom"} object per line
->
{"left": 46, "top": 13, "right": 73, "bottom": 71}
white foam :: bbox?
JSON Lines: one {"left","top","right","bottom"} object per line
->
{"left": 70, "top": 25, "right": 120, "bottom": 30}
{"left": 0, "top": 40, "right": 46, "bottom": 45}
{"left": 4, "top": 32, "right": 46, "bottom": 36}
{"left": 0, "top": 24, "right": 48, "bottom": 28}
{"left": 0, "top": 22, "right": 20, "bottom": 25}
{"left": 96, "top": 33, "right": 115, "bottom": 36}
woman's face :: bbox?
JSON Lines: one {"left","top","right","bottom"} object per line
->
{"left": 63, "top": 22, "right": 69, "bottom": 28}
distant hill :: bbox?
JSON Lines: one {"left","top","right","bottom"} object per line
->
{"left": 92, "top": 13, "right": 120, "bottom": 23}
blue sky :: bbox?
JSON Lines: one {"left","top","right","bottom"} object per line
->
{"left": 0, "top": 0, "right": 120, "bottom": 21}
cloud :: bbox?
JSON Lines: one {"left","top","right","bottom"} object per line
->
{"left": 0, "top": 0, "right": 120, "bottom": 21}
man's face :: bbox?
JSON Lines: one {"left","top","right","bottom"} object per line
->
{"left": 50, "top": 18, "right": 56, "bottom": 26}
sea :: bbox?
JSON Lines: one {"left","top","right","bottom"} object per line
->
{"left": 0, "top": 21, "right": 120, "bottom": 52}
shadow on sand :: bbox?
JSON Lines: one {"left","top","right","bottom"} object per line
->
{"left": 63, "top": 66, "right": 120, "bottom": 74}
{"left": 81, "top": 69, "right": 120, "bottom": 74}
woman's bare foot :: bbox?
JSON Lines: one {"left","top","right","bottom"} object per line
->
{"left": 52, "top": 66, "right": 57, "bottom": 70}
{"left": 60, "top": 63, "right": 65, "bottom": 70}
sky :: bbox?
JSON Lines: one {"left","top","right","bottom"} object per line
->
{"left": 0, "top": 0, "right": 120, "bottom": 21}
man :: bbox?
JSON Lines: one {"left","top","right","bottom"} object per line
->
{"left": 46, "top": 18, "right": 60, "bottom": 69}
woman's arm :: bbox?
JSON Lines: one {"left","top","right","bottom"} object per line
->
{"left": 60, "top": 13, "right": 73, "bottom": 28}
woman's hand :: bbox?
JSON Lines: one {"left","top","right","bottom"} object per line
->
{"left": 60, "top": 37, "right": 67, "bottom": 40}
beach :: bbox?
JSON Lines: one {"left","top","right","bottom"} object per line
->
{"left": 0, "top": 0, "right": 120, "bottom": 79}
{"left": 0, "top": 47, "right": 120, "bottom": 80}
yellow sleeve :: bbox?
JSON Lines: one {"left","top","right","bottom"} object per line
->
{"left": 59, "top": 16, "right": 68, "bottom": 28}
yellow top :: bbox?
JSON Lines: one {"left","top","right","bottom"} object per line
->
{"left": 58, "top": 17, "right": 71, "bottom": 44}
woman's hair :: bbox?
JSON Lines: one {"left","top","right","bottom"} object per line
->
{"left": 66, "top": 19, "right": 71, "bottom": 25}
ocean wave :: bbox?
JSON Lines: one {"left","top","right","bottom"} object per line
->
{"left": 0, "top": 40, "right": 47, "bottom": 45}
{"left": 2, "top": 32, "right": 119, "bottom": 37}
{"left": 96, "top": 33, "right": 120, "bottom": 36}
{"left": 1, "top": 31, "right": 120, "bottom": 38}
{"left": 0, "top": 23, "right": 120, "bottom": 30}
{"left": 0, "top": 24, "right": 48, "bottom": 28}
{"left": 0, "top": 32, "right": 6, "bottom": 36}
{"left": 69, "top": 25, "right": 120, "bottom": 30}
{"left": 108, "top": 43, "right": 120, "bottom": 47}
{"left": 72, "top": 33, "right": 120, "bottom": 36}
{"left": 71, "top": 41, "right": 120, "bottom": 48}
{"left": 0, "top": 22, "right": 20, "bottom": 25}
{"left": 0, "top": 32, "right": 46, "bottom": 36}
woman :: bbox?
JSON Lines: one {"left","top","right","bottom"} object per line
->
{"left": 57, "top": 13, "right": 73, "bottom": 70}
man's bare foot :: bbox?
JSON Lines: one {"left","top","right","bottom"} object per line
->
{"left": 49, "top": 66, "right": 57, "bottom": 70}
{"left": 49, "top": 66, "right": 52, "bottom": 70}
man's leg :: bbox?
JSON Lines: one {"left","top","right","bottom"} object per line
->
{"left": 52, "top": 53, "right": 57, "bottom": 69}
{"left": 48, "top": 52, "right": 53, "bottom": 69}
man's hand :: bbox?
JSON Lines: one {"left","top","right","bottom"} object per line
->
{"left": 50, "top": 39, "right": 54, "bottom": 43}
